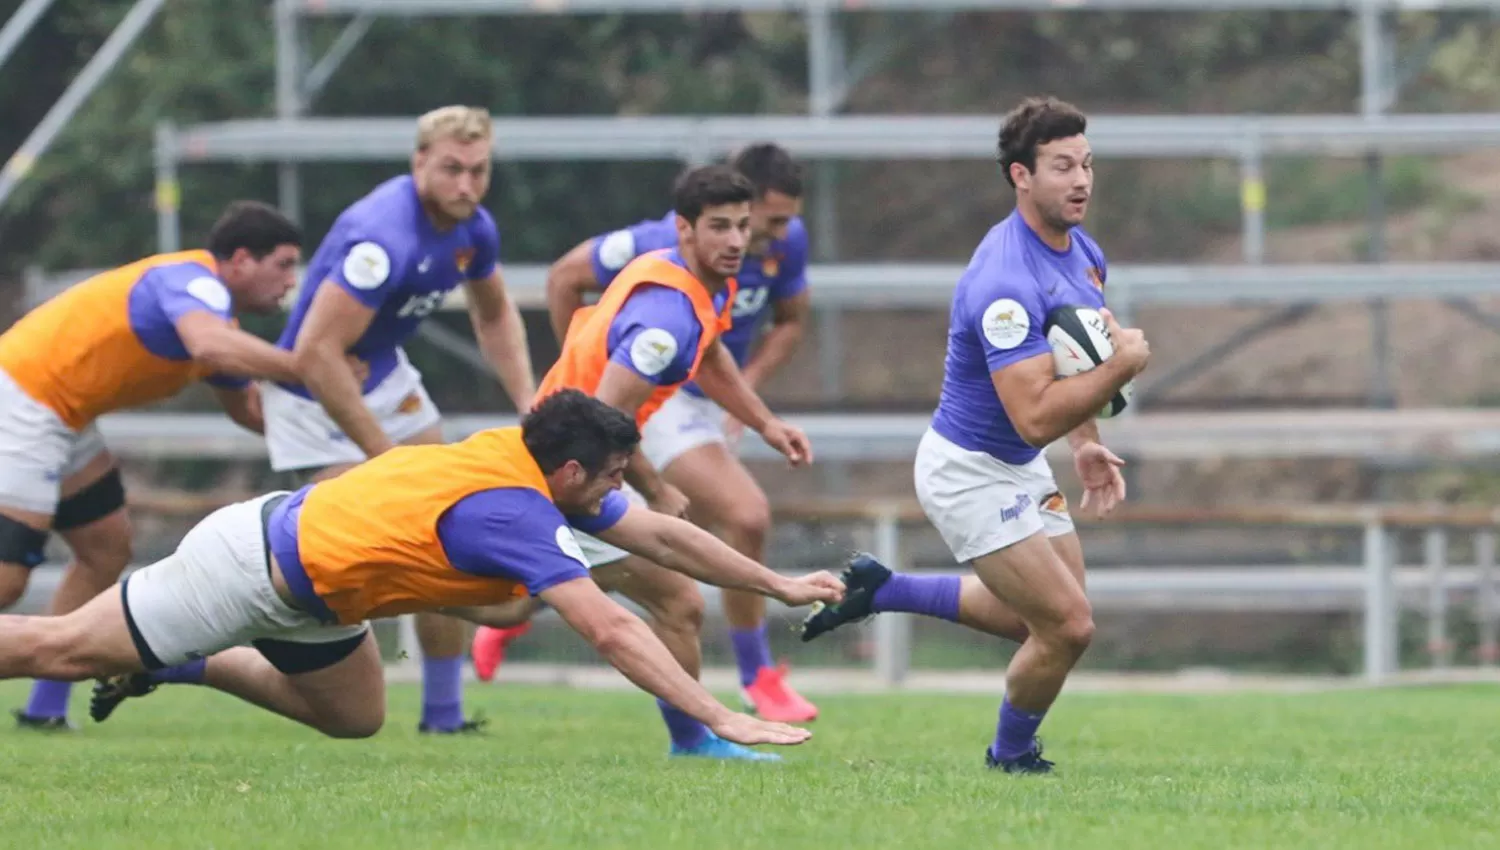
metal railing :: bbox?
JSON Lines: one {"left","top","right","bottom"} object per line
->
{"left": 16, "top": 492, "right": 1498, "bottom": 685}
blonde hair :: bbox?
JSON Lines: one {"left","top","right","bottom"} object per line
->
{"left": 415, "top": 106, "right": 492, "bottom": 151}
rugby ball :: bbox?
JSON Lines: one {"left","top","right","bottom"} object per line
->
{"left": 1043, "top": 305, "right": 1132, "bottom": 419}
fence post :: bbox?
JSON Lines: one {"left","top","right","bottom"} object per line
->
{"left": 1478, "top": 528, "right": 1498, "bottom": 667}
{"left": 1424, "top": 527, "right": 1450, "bottom": 669}
{"left": 871, "top": 506, "right": 909, "bottom": 688}
{"left": 1363, "top": 516, "right": 1396, "bottom": 681}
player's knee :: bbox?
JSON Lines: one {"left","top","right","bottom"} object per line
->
{"left": 720, "top": 495, "right": 771, "bottom": 544}
{"left": 1051, "top": 606, "right": 1095, "bottom": 657}
{"left": 654, "top": 582, "right": 706, "bottom": 636}
{"left": 322, "top": 715, "right": 384, "bottom": 740}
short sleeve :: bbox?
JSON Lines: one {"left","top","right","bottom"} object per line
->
{"left": 154, "top": 263, "right": 235, "bottom": 323}
{"left": 565, "top": 489, "right": 629, "bottom": 535}
{"left": 151, "top": 262, "right": 250, "bottom": 389}
{"left": 466, "top": 210, "right": 500, "bottom": 281}
{"left": 966, "top": 266, "right": 1051, "bottom": 373}
{"left": 590, "top": 217, "right": 678, "bottom": 287}
{"left": 437, "top": 488, "right": 592, "bottom": 596}
{"left": 604, "top": 286, "right": 702, "bottom": 386}
{"left": 328, "top": 237, "right": 408, "bottom": 309}
{"left": 771, "top": 219, "right": 810, "bottom": 301}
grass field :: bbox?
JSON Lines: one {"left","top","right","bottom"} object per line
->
{"left": 2, "top": 679, "right": 1498, "bottom": 849}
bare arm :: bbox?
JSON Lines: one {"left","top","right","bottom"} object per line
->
{"left": 594, "top": 361, "right": 670, "bottom": 499}
{"left": 465, "top": 269, "right": 536, "bottom": 412}
{"left": 692, "top": 340, "right": 773, "bottom": 433}
{"left": 992, "top": 352, "right": 1138, "bottom": 448}
{"left": 539, "top": 577, "right": 737, "bottom": 727}
{"left": 212, "top": 385, "right": 265, "bottom": 434}
{"left": 597, "top": 506, "right": 794, "bottom": 598}
{"left": 545, "top": 238, "right": 601, "bottom": 344}
{"left": 175, "top": 312, "right": 301, "bottom": 384}
{"left": 292, "top": 284, "right": 395, "bottom": 458}
{"left": 739, "top": 291, "right": 810, "bottom": 389}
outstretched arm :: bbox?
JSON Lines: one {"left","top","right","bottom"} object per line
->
{"left": 594, "top": 504, "right": 843, "bottom": 607}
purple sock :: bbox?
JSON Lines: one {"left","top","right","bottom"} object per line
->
{"left": 872, "top": 573, "right": 961, "bottom": 622}
{"left": 24, "top": 680, "right": 72, "bottom": 719}
{"left": 421, "top": 655, "right": 464, "bottom": 731}
{"left": 729, "top": 624, "right": 773, "bottom": 687}
{"left": 657, "top": 699, "right": 710, "bottom": 750}
{"left": 148, "top": 658, "right": 207, "bottom": 685}
{"left": 991, "top": 697, "right": 1046, "bottom": 762}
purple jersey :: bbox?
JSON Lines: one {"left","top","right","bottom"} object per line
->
{"left": 590, "top": 212, "right": 808, "bottom": 396}
{"left": 275, "top": 175, "right": 500, "bottom": 397}
{"left": 435, "top": 487, "right": 629, "bottom": 594}
{"left": 268, "top": 486, "right": 629, "bottom": 607}
{"left": 128, "top": 260, "right": 246, "bottom": 389}
{"left": 604, "top": 250, "right": 729, "bottom": 387}
{"left": 930, "top": 211, "right": 1109, "bottom": 464}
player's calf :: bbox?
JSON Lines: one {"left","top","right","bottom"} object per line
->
{"left": 972, "top": 534, "right": 1093, "bottom": 770}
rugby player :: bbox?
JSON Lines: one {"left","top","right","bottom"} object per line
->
{"left": 476, "top": 143, "right": 818, "bottom": 722}
{"left": 477, "top": 165, "right": 815, "bottom": 761}
{"left": 800, "top": 97, "right": 1151, "bottom": 774}
{"left": 260, "top": 106, "right": 536, "bottom": 735}
{"left": 0, "top": 201, "right": 308, "bottom": 729}
{"left": 0, "top": 390, "right": 841, "bottom": 752}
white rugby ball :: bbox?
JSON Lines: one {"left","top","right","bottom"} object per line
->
{"left": 1043, "top": 305, "right": 1132, "bottom": 419}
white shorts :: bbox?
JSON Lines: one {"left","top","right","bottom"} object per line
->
{"left": 913, "top": 428, "right": 1075, "bottom": 564}
{"left": 261, "top": 350, "right": 441, "bottom": 473}
{"left": 640, "top": 390, "right": 727, "bottom": 472}
{"left": 574, "top": 484, "right": 647, "bottom": 569}
{"left": 0, "top": 368, "right": 107, "bottom": 514}
{"left": 121, "top": 492, "right": 368, "bottom": 670}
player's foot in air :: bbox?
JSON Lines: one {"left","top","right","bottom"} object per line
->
{"left": 741, "top": 662, "right": 818, "bottom": 723}
{"left": 471, "top": 622, "right": 532, "bottom": 682}
{"left": 800, "top": 552, "right": 892, "bottom": 642}
{"left": 418, "top": 713, "right": 490, "bottom": 735}
{"left": 12, "top": 708, "right": 75, "bottom": 731}
{"left": 670, "top": 730, "right": 783, "bottom": 762}
{"left": 985, "top": 738, "right": 1055, "bottom": 775}
{"left": 89, "top": 673, "right": 158, "bottom": 723}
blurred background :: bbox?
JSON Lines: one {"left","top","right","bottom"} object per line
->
{"left": 6, "top": 0, "right": 1500, "bottom": 687}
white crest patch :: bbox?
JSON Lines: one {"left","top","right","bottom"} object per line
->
{"left": 184, "top": 276, "right": 232, "bottom": 313}
{"left": 981, "top": 298, "right": 1031, "bottom": 350}
{"left": 629, "top": 328, "right": 678, "bottom": 377}
{"left": 597, "top": 230, "right": 637, "bottom": 271}
{"left": 342, "top": 241, "right": 391, "bottom": 290}
{"left": 555, "top": 526, "right": 588, "bottom": 567}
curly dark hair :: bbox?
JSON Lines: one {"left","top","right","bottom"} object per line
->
{"left": 997, "top": 96, "right": 1088, "bottom": 189}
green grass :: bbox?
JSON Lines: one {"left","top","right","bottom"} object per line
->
{"left": 2, "top": 681, "right": 1499, "bottom": 849}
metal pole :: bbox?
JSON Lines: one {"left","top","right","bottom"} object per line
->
{"left": 1424, "top": 528, "right": 1449, "bottom": 669}
{"left": 1363, "top": 518, "right": 1396, "bottom": 681}
{"left": 0, "top": 0, "right": 169, "bottom": 212}
{"left": 301, "top": 13, "right": 375, "bottom": 106}
{"left": 1240, "top": 145, "right": 1265, "bottom": 264}
{"left": 1360, "top": 1, "right": 1395, "bottom": 407}
{"left": 274, "top": 0, "right": 304, "bottom": 225}
{"left": 1478, "top": 530, "right": 1498, "bottom": 667}
{"left": 154, "top": 122, "right": 181, "bottom": 252}
{"left": 871, "top": 509, "right": 910, "bottom": 688}
{"left": 0, "top": 0, "right": 58, "bottom": 73}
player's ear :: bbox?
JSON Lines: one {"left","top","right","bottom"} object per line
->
{"left": 1008, "top": 161, "right": 1029, "bottom": 191}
